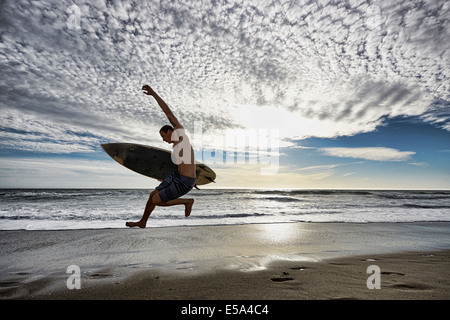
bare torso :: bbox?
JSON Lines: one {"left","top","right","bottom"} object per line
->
{"left": 173, "top": 139, "right": 196, "bottom": 179}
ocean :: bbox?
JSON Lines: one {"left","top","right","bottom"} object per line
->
{"left": 0, "top": 189, "right": 449, "bottom": 230}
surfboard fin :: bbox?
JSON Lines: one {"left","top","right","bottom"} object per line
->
{"left": 205, "top": 177, "right": 216, "bottom": 183}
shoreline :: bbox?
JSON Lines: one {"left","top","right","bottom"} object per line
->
{"left": 1, "top": 222, "right": 449, "bottom": 300}
{"left": 2, "top": 219, "right": 450, "bottom": 232}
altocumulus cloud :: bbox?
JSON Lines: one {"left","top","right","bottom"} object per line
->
{"left": 0, "top": 0, "right": 448, "bottom": 154}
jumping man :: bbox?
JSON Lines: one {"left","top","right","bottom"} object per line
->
{"left": 126, "top": 85, "right": 196, "bottom": 228}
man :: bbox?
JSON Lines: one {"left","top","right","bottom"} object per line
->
{"left": 126, "top": 85, "right": 196, "bottom": 228}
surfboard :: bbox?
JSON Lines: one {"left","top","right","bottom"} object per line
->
{"left": 101, "top": 143, "right": 216, "bottom": 186}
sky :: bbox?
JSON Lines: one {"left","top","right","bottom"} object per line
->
{"left": 0, "top": 0, "right": 449, "bottom": 189}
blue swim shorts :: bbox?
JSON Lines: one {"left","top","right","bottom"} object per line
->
{"left": 155, "top": 171, "right": 196, "bottom": 202}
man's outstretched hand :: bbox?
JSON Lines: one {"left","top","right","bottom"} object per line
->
{"left": 142, "top": 85, "right": 155, "bottom": 96}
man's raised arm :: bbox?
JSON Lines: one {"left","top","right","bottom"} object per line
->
{"left": 142, "top": 85, "right": 183, "bottom": 129}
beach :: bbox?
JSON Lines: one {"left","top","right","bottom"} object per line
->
{"left": 1, "top": 222, "right": 449, "bottom": 300}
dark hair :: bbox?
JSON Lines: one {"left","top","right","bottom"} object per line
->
{"left": 159, "top": 125, "right": 174, "bottom": 133}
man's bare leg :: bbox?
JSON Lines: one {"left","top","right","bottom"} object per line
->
{"left": 185, "top": 198, "right": 194, "bottom": 217}
{"left": 126, "top": 195, "right": 156, "bottom": 228}
{"left": 149, "top": 191, "right": 194, "bottom": 217}
{"left": 126, "top": 192, "right": 195, "bottom": 228}
{"left": 159, "top": 198, "right": 194, "bottom": 217}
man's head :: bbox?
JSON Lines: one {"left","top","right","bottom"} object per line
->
{"left": 159, "top": 125, "right": 174, "bottom": 144}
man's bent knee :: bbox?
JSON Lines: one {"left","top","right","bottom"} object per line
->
{"left": 150, "top": 191, "right": 163, "bottom": 205}
{"left": 149, "top": 190, "right": 157, "bottom": 199}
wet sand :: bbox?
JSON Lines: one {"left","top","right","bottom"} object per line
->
{"left": 0, "top": 222, "right": 449, "bottom": 300}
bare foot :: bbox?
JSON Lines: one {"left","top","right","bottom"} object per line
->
{"left": 185, "top": 199, "right": 194, "bottom": 217}
{"left": 126, "top": 221, "right": 146, "bottom": 228}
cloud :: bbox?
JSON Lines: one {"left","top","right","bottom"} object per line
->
{"left": 0, "top": 109, "right": 105, "bottom": 153}
{"left": 319, "top": 147, "right": 415, "bottom": 162}
{"left": 408, "top": 162, "right": 428, "bottom": 167}
{"left": 420, "top": 99, "right": 450, "bottom": 131}
{"left": 297, "top": 162, "right": 365, "bottom": 172}
{"left": 0, "top": 157, "right": 153, "bottom": 188}
{"left": 0, "top": 0, "right": 448, "bottom": 157}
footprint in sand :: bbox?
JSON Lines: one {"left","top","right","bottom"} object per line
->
{"left": 381, "top": 271, "right": 405, "bottom": 276}
{"left": 290, "top": 266, "right": 308, "bottom": 271}
{"left": 89, "top": 269, "right": 115, "bottom": 279}
{"left": 270, "top": 272, "right": 294, "bottom": 282}
{"left": 390, "top": 283, "right": 430, "bottom": 290}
